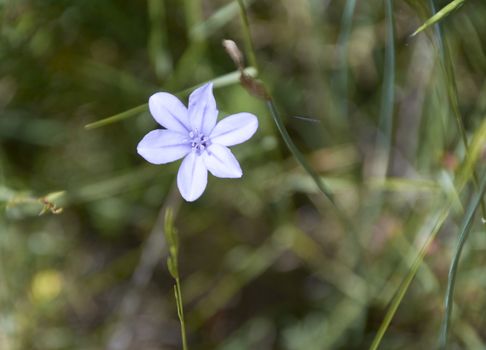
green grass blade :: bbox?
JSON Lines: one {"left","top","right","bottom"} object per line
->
{"left": 439, "top": 172, "right": 486, "bottom": 348}
{"left": 182, "top": 0, "right": 202, "bottom": 42}
{"left": 455, "top": 118, "right": 486, "bottom": 187}
{"left": 368, "top": 116, "right": 486, "bottom": 349}
{"left": 412, "top": 0, "right": 465, "bottom": 37}
{"left": 148, "top": 0, "right": 172, "bottom": 79}
{"left": 266, "top": 99, "right": 336, "bottom": 204}
{"left": 428, "top": 0, "right": 486, "bottom": 219}
{"left": 236, "top": 0, "right": 258, "bottom": 70}
{"left": 368, "top": 204, "right": 451, "bottom": 350}
{"left": 190, "top": 0, "right": 256, "bottom": 41}
{"left": 337, "top": 0, "right": 357, "bottom": 120}
{"left": 376, "top": 0, "right": 395, "bottom": 178}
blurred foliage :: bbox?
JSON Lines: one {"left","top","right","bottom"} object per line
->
{"left": 1, "top": 0, "right": 486, "bottom": 349}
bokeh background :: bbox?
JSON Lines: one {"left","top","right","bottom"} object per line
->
{"left": 1, "top": 0, "right": 486, "bottom": 349}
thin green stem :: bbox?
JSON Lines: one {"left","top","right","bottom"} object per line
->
{"left": 439, "top": 171, "right": 486, "bottom": 349}
{"left": 236, "top": 0, "right": 258, "bottom": 70}
{"left": 369, "top": 205, "right": 451, "bottom": 350}
{"left": 370, "top": 0, "right": 395, "bottom": 185}
{"left": 164, "top": 209, "right": 188, "bottom": 350}
{"left": 266, "top": 100, "right": 336, "bottom": 204}
{"left": 84, "top": 104, "right": 148, "bottom": 130}
{"left": 175, "top": 278, "right": 188, "bottom": 350}
{"left": 337, "top": 0, "right": 357, "bottom": 121}
{"left": 379, "top": 0, "right": 395, "bottom": 163}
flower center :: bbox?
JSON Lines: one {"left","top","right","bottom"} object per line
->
{"left": 188, "top": 129, "right": 210, "bottom": 153}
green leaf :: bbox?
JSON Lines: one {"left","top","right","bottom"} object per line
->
{"left": 439, "top": 171, "right": 486, "bottom": 348}
{"left": 412, "top": 0, "right": 465, "bottom": 37}
{"left": 167, "top": 257, "right": 178, "bottom": 279}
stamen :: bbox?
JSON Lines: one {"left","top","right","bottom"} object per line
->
{"left": 188, "top": 129, "right": 210, "bottom": 154}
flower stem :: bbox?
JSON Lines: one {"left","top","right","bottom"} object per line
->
{"left": 236, "top": 0, "right": 258, "bottom": 71}
{"left": 164, "top": 209, "right": 189, "bottom": 350}
{"left": 175, "top": 278, "right": 188, "bottom": 350}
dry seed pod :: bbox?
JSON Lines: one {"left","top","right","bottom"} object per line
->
{"left": 222, "top": 39, "right": 244, "bottom": 71}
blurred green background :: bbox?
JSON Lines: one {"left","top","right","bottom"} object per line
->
{"left": 1, "top": 0, "right": 486, "bottom": 349}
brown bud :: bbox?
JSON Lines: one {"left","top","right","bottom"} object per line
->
{"left": 222, "top": 39, "right": 244, "bottom": 71}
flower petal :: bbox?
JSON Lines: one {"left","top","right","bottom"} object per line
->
{"left": 137, "top": 129, "right": 191, "bottom": 164}
{"left": 149, "top": 92, "right": 190, "bottom": 133}
{"left": 209, "top": 112, "right": 258, "bottom": 146}
{"left": 188, "top": 82, "right": 218, "bottom": 135}
{"left": 203, "top": 144, "right": 242, "bottom": 178}
{"left": 177, "top": 151, "right": 208, "bottom": 202}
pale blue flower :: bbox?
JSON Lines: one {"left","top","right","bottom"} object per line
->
{"left": 137, "top": 82, "right": 258, "bottom": 202}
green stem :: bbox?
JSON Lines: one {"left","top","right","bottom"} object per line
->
{"left": 337, "top": 0, "right": 357, "bottom": 121}
{"left": 265, "top": 100, "right": 336, "bottom": 203}
{"left": 84, "top": 104, "right": 148, "bottom": 130}
{"left": 236, "top": 0, "right": 258, "bottom": 70}
{"left": 175, "top": 278, "right": 188, "bottom": 350}
{"left": 165, "top": 209, "right": 188, "bottom": 350}
{"left": 439, "top": 171, "right": 486, "bottom": 349}
{"left": 378, "top": 0, "right": 395, "bottom": 169}
{"left": 369, "top": 205, "right": 451, "bottom": 350}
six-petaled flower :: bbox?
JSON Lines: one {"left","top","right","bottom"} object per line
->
{"left": 137, "top": 82, "right": 258, "bottom": 202}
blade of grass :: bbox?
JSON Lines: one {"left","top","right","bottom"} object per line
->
{"left": 455, "top": 117, "right": 486, "bottom": 186}
{"left": 375, "top": 0, "right": 395, "bottom": 180}
{"left": 190, "top": 0, "right": 256, "bottom": 41}
{"left": 428, "top": 0, "right": 486, "bottom": 220}
{"left": 412, "top": 0, "right": 465, "bottom": 37}
{"left": 148, "top": 0, "right": 172, "bottom": 79}
{"left": 439, "top": 170, "right": 486, "bottom": 349}
{"left": 183, "top": 0, "right": 202, "bottom": 43}
{"left": 236, "top": 0, "right": 258, "bottom": 70}
{"left": 266, "top": 100, "right": 336, "bottom": 204}
{"left": 369, "top": 203, "right": 451, "bottom": 350}
{"left": 336, "top": 0, "right": 357, "bottom": 121}
{"left": 368, "top": 117, "right": 486, "bottom": 350}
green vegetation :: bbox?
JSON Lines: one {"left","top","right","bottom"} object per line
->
{"left": 1, "top": 1, "right": 485, "bottom": 349}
